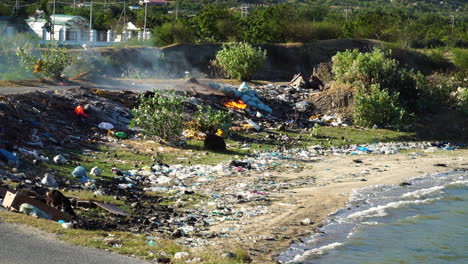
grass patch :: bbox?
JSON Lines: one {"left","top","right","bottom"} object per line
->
{"left": 0, "top": 211, "right": 251, "bottom": 263}
{"left": 41, "top": 127, "right": 415, "bottom": 179}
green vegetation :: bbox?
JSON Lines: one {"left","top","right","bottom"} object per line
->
{"left": 192, "top": 104, "right": 233, "bottom": 133}
{"left": 353, "top": 84, "right": 411, "bottom": 128}
{"left": 0, "top": 33, "right": 36, "bottom": 80}
{"left": 3, "top": 1, "right": 465, "bottom": 49}
{"left": 130, "top": 90, "right": 187, "bottom": 144}
{"left": 330, "top": 48, "right": 466, "bottom": 127}
{"left": 154, "top": 22, "right": 195, "bottom": 46}
{"left": 17, "top": 42, "right": 73, "bottom": 80}
{"left": 214, "top": 42, "right": 267, "bottom": 81}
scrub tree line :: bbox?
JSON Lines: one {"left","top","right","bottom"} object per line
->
{"left": 2, "top": 1, "right": 466, "bottom": 48}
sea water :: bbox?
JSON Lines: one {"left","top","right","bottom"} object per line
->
{"left": 278, "top": 170, "right": 468, "bottom": 264}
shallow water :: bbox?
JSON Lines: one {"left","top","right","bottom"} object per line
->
{"left": 278, "top": 170, "right": 468, "bottom": 264}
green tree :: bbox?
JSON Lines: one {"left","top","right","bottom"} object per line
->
{"left": 154, "top": 21, "right": 195, "bottom": 46}
{"left": 17, "top": 42, "right": 72, "bottom": 80}
{"left": 193, "top": 3, "right": 241, "bottom": 42}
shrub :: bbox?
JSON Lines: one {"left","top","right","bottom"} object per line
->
{"left": 332, "top": 48, "right": 423, "bottom": 110}
{"left": 312, "top": 123, "right": 321, "bottom": 137}
{"left": 332, "top": 48, "right": 399, "bottom": 89}
{"left": 452, "top": 48, "right": 468, "bottom": 71}
{"left": 459, "top": 88, "right": 468, "bottom": 115}
{"left": 417, "top": 72, "right": 466, "bottom": 113}
{"left": 214, "top": 42, "right": 267, "bottom": 81}
{"left": 17, "top": 42, "right": 72, "bottom": 80}
{"left": 130, "top": 90, "right": 187, "bottom": 144}
{"left": 192, "top": 105, "right": 232, "bottom": 133}
{"left": 353, "top": 84, "right": 411, "bottom": 128}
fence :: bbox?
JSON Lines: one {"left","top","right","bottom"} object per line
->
{"left": 40, "top": 28, "right": 151, "bottom": 46}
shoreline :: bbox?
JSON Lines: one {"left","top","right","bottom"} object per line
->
{"left": 206, "top": 149, "right": 468, "bottom": 263}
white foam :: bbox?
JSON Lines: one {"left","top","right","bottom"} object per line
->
{"left": 347, "top": 198, "right": 439, "bottom": 220}
{"left": 402, "top": 186, "right": 445, "bottom": 198}
{"left": 289, "top": 243, "right": 343, "bottom": 263}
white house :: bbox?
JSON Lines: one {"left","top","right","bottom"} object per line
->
{"left": 26, "top": 14, "right": 90, "bottom": 41}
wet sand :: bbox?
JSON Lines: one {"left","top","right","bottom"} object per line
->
{"left": 208, "top": 149, "right": 468, "bottom": 263}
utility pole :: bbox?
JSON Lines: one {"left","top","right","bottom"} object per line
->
{"left": 175, "top": 0, "right": 178, "bottom": 21}
{"left": 90, "top": 0, "right": 93, "bottom": 36}
{"left": 13, "top": 0, "right": 20, "bottom": 15}
{"left": 52, "top": 0, "right": 56, "bottom": 40}
{"left": 123, "top": 0, "right": 126, "bottom": 27}
{"left": 143, "top": 0, "right": 148, "bottom": 39}
{"left": 450, "top": 14, "right": 455, "bottom": 47}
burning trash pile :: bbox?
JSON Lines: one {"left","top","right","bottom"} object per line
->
{"left": 200, "top": 78, "right": 349, "bottom": 133}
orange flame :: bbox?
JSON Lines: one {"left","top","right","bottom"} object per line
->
{"left": 224, "top": 100, "right": 247, "bottom": 110}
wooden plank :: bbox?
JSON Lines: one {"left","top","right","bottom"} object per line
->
{"left": 93, "top": 201, "right": 130, "bottom": 216}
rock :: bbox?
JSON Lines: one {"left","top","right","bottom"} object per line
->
{"left": 204, "top": 134, "right": 226, "bottom": 151}
{"left": 222, "top": 252, "right": 236, "bottom": 259}
{"left": 174, "top": 252, "right": 190, "bottom": 259}
{"left": 300, "top": 218, "right": 313, "bottom": 225}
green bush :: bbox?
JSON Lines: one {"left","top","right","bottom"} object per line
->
{"left": 353, "top": 84, "right": 411, "bottom": 128}
{"left": 154, "top": 22, "right": 195, "bottom": 46}
{"left": 459, "top": 88, "right": 468, "bottom": 115}
{"left": 214, "top": 42, "right": 267, "bottom": 81}
{"left": 17, "top": 42, "right": 72, "bottom": 80}
{"left": 192, "top": 105, "right": 232, "bottom": 133}
{"left": 452, "top": 48, "right": 468, "bottom": 71}
{"left": 417, "top": 72, "right": 466, "bottom": 113}
{"left": 130, "top": 90, "right": 187, "bottom": 144}
{"left": 332, "top": 48, "right": 424, "bottom": 110}
{"left": 332, "top": 48, "right": 399, "bottom": 89}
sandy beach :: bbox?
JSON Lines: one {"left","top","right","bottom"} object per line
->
{"left": 205, "top": 149, "right": 468, "bottom": 263}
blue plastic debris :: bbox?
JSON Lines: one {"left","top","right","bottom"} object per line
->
{"left": 0, "top": 149, "right": 19, "bottom": 167}
{"left": 71, "top": 166, "right": 88, "bottom": 182}
{"left": 357, "top": 146, "right": 371, "bottom": 152}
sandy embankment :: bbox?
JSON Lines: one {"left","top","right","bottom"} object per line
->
{"left": 208, "top": 149, "right": 468, "bottom": 263}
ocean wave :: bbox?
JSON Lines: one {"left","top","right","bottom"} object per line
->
{"left": 289, "top": 242, "right": 343, "bottom": 263}
{"left": 347, "top": 198, "right": 439, "bottom": 220}
{"left": 402, "top": 186, "right": 445, "bottom": 198}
